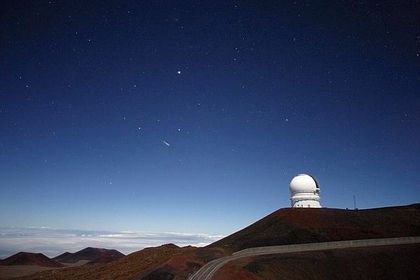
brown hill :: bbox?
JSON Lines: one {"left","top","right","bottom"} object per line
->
{"left": 214, "top": 244, "right": 420, "bottom": 280}
{"left": 140, "top": 204, "right": 420, "bottom": 279}
{"left": 53, "top": 247, "right": 124, "bottom": 264}
{"left": 0, "top": 252, "right": 63, "bottom": 267}
{"left": 209, "top": 203, "right": 420, "bottom": 252}
{"left": 52, "top": 252, "right": 72, "bottom": 262}
{"left": 14, "top": 244, "right": 195, "bottom": 280}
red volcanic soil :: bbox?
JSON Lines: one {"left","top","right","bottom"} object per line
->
{"left": 142, "top": 204, "right": 420, "bottom": 279}
{"left": 214, "top": 244, "right": 420, "bottom": 280}
{"left": 53, "top": 247, "right": 124, "bottom": 264}
{"left": 209, "top": 204, "right": 420, "bottom": 252}
{"left": 139, "top": 247, "right": 228, "bottom": 280}
{"left": 0, "top": 252, "right": 63, "bottom": 267}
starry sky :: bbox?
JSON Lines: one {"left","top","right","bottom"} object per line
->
{"left": 1, "top": 1, "right": 420, "bottom": 243}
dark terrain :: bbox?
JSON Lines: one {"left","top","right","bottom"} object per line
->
{"left": 4, "top": 204, "right": 420, "bottom": 279}
{"left": 214, "top": 244, "right": 420, "bottom": 280}
{"left": 141, "top": 204, "right": 420, "bottom": 279}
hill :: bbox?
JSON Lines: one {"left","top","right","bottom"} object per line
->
{"left": 209, "top": 204, "right": 420, "bottom": 252}
{"left": 140, "top": 204, "right": 420, "bottom": 279}
{"left": 53, "top": 247, "right": 124, "bottom": 264}
{"left": 0, "top": 252, "right": 63, "bottom": 267}
{"left": 14, "top": 244, "right": 195, "bottom": 280}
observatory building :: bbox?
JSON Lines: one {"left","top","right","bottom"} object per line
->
{"left": 290, "top": 174, "right": 321, "bottom": 208}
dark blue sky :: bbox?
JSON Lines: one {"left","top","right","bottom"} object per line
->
{"left": 1, "top": 1, "right": 419, "bottom": 236}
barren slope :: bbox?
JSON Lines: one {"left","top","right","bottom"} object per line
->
{"left": 214, "top": 244, "right": 420, "bottom": 280}
{"left": 209, "top": 204, "right": 420, "bottom": 252}
{"left": 143, "top": 204, "right": 420, "bottom": 279}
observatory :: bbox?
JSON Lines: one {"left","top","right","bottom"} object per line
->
{"left": 290, "top": 174, "right": 321, "bottom": 208}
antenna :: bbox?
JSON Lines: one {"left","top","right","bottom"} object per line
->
{"left": 353, "top": 195, "right": 358, "bottom": 210}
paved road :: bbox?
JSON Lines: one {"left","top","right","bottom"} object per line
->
{"left": 188, "top": 236, "right": 420, "bottom": 280}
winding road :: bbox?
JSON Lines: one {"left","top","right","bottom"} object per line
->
{"left": 188, "top": 236, "right": 420, "bottom": 280}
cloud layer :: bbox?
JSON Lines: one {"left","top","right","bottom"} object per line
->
{"left": 0, "top": 227, "right": 223, "bottom": 258}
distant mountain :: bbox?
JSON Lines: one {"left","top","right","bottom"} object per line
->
{"left": 15, "top": 244, "right": 195, "bottom": 280}
{"left": 0, "top": 252, "right": 63, "bottom": 267}
{"left": 53, "top": 247, "right": 124, "bottom": 263}
{"left": 52, "top": 252, "right": 72, "bottom": 262}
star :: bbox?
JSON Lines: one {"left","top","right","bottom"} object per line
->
{"left": 177, "top": 70, "right": 181, "bottom": 75}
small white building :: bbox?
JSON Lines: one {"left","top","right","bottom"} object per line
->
{"left": 290, "top": 174, "right": 321, "bottom": 208}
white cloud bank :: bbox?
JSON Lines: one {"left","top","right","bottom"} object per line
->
{"left": 0, "top": 227, "right": 224, "bottom": 258}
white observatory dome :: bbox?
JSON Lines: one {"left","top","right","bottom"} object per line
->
{"left": 290, "top": 174, "right": 318, "bottom": 194}
{"left": 289, "top": 174, "right": 321, "bottom": 208}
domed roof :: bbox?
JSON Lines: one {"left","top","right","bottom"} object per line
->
{"left": 290, "top": 174, "right": 319, "bottom": 194}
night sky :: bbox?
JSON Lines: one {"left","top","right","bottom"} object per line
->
{"left": 1, "top": 1, "right": 420, "bottom": 241}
